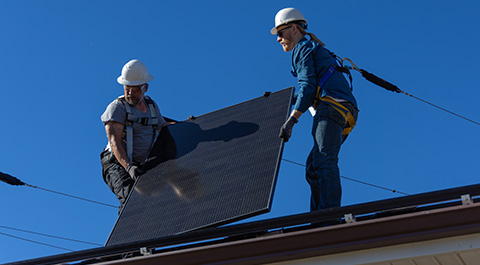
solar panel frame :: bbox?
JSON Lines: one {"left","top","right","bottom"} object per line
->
{"left": 105, "top": 87, "right": 293, "bottom": 246}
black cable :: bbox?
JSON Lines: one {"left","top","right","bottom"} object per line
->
{"left": 0, "top": 225, "right": 102, "bottom": 246}
{"left": 24, "top": 184, "right": 118, "bottom": 209}
{"left": 281, "top": 158, "right": 410, "bottom": 195}
{"left": 1, "top": 171, "right": 118, "bottom": 208}
{"left": 0, "top": 231, "right": 73, "bottom": 252}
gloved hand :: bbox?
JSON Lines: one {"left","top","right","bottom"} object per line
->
{"left": 126, "top": 163, "right": 145, "bottom": 180}
{"left": 279, "top": 116, "right": 298, "bottom": 142}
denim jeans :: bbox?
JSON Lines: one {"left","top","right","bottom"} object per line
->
{"left": 306, "top": 101, "right": 358, "bottom": 211}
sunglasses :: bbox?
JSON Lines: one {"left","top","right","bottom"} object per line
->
{"left": 276, "top": 25, "right": 293, "bottom": 38}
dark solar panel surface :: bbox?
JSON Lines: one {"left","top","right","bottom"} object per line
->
{"left": 106, "top": 87, "right": 293, "bottom": 246}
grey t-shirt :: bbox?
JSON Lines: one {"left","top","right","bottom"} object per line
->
{"left": 101, "top": 96, "right": 167, "bottom": 164}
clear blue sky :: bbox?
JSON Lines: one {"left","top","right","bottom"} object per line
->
{"left": 1, "top": 0, "right": 479, "bottom": 263}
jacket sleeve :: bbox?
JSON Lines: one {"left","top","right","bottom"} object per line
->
{"left": 292, "top": 42, "right": 318, "bottom": 113}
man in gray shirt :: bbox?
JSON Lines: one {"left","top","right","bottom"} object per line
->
{"left": 101, "top": 59, "right": 167, "bottom": 212}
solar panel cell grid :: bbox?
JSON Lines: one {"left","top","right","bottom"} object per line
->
{"left": 106, "top": 87, "right": 293, "bottom": 246}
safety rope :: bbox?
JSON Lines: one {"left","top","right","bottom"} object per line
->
{"left": 399, "top": 90, "right": 480, "bottom": 126}
{"left": 338, "top": 57, "right": 480, "bottom": 127}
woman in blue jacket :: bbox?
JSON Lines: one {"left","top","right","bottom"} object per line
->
{"left": 272, "top": 7, "right": 359, "bottom": 212}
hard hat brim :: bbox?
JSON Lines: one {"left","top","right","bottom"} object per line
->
{"left": 117, "top": 74, "right": 153, "bottom": 86}
{"left": 270, "top": 19, "right": 307, "bottom": 35}
{"left": 270, "top": 26, "right": 279, "bottom": 35}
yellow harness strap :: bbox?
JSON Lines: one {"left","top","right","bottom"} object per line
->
{"left": 311, "top": 64, "right": 356, "bottom": 136}
{"left": 319, "top": 96, "right": 356, "bottom": 136}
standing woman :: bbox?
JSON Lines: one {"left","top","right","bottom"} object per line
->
{"left": 273, "top": 8, "right": 359, "bottom": 212}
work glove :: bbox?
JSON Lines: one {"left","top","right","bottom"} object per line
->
{"left": 279, "top": 116, "right": 298, "bottom": 142}
{"left": 126, "top": 163, "right": 145, "bottom": 180}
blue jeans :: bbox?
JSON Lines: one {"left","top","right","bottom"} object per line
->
{"left": 306, "top": 101, "right": 358, "bottom": 211}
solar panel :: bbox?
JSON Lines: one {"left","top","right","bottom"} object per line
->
{"left": 105, "top": 87, "right": 293, "bottom": 246}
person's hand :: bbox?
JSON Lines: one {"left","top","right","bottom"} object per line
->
{"left": 279, "top": 116, "right": 298, "bottom": 142}
{"left": 126, "top": 163, "right": 145, "bottom": 180}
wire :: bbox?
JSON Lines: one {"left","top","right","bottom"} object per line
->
{"left": 400, "top": 91, "right": 480, "bottom": 126}
{"left": 0, "top": 225, "right": 102, "bottom": 246}
{"left": 1, "top": 171, "right": 118, "bottom": 208}
{"left": 340, "top": 175, "right": 409, "bottom": 196}
{"left": 281, "top": 158, "right": 410, "bottom": 196}
{"left": 0, "top": 231, "right": 73, "bottom": 252}
{"left": 24, "top": 184, "right": 118, "bottom": 209}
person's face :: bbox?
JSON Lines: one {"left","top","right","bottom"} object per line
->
{"left": 276, "top": 25, "right": 295, "bottom": 52}
{"left": 124, "top": 84, "right": 146, "bottom": 105}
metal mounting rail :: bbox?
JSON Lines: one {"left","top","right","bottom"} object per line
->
{"left": 7, "top": 183, "right": 480, "bottom": 265}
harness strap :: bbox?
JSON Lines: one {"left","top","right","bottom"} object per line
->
{"left": 309, "top": 48, "right": 356, "bottom": 136}
{"left": 311, "top": 65, "right": 356, "bottom": 136}
{"left": 123, "top": 102, "right": 134, "bottom": 162}
{"left": 334, "top": 64, "right": 353, "bottom": 90}
{"left": 144, "top": 96, "right": 159, "bottom": 131}
{"left": 120, "top": 96, "right": 158, "bottom": 163}
{"left": 312, "top": 65, "right": 336, "bottom": 107}
{"left": 320, "top": 96, "right": 356, "bottom": 136}
{"left": 143, "top": 96, "right": 159, "bottom": 156}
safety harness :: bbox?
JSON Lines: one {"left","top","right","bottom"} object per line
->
{"left": 312, "top": 56, "right": 357, "bottom": 136}
{"left": 117, "top": 95, "right": 158, "bottom": 162}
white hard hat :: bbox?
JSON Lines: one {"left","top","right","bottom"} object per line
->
{"left": 270, "top": 7, "right": 307, "bottom": 35}
{"left": 117, "top": 59, "right": 153, "bottom": 86}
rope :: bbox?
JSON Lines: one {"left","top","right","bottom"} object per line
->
{"left": 281, "top": 158, "right": 410, "bottom": 195}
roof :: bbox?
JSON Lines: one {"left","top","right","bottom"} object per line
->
{"left": 7, "top": 183, "right": 480, "bottom": 265}
{"left": 95, "top": 203, "right": 480, "bottom": 265}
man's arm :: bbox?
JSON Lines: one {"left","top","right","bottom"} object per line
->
{"left": 105, "top": 121, "right": 130, "bottom": 170}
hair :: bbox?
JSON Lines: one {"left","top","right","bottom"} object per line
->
{"left": 295, "top": 23, "right": 326, "bottom": 47}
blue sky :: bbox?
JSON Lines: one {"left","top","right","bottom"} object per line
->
{"left": 1, "top": 0, "right": 479, "bottom": 263}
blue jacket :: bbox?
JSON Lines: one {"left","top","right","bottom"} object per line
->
{"left": 292, "top": 38, "right": 358, "bottom": 113}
